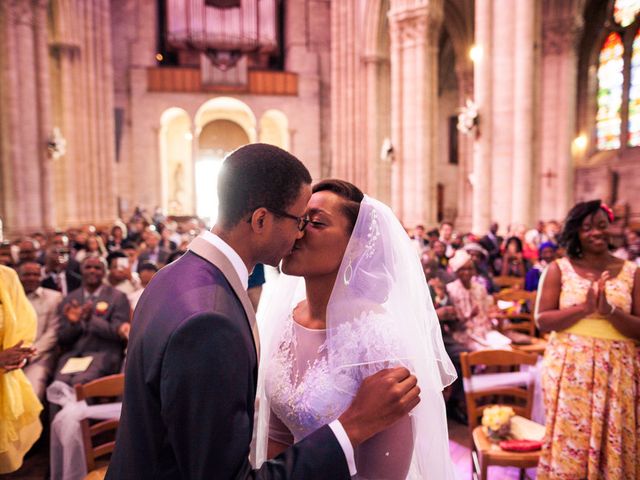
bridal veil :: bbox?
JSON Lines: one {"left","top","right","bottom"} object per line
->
{"left": 255, "top": 195, "right": 457, "bottom": 479}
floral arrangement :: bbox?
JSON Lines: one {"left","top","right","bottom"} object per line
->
{"left": 457, "top": 99, "right": 479, "bottom": 136}
{"left": 481, "top": 405, "right": 515, "bottom": 441}
{"left": 95, "top": 301, "right": 109, "bottom": 315}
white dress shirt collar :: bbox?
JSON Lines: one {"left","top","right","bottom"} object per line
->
{"left": 200, "top": 231, "right": 249, "bottom": 290}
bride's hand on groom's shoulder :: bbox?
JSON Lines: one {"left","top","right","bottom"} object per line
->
{"left": 338, "top": 367, "right": 420, "bottom": 448}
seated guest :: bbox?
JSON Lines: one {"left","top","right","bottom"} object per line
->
{"left": 158, "top": 224, "right": 178, "bottom": 252}
{"left": 525, "top": 241, "right": 558, "bottom": 292}
{"left": 429, "top": 239, "right": 450, "bottom": 270}
{"left": 446, "top": 249, "right": 498, "bottom": 350}
{"left": 53, "top": 257, "right": 130, "bottom": 387}
{"left": 42, "top": 246, "right": 82, "bottom": 296}
{"left": 439, "top": 221, "right": 456, "bottom": 258}
{"left": 105, "top": 251, "right": 140, "bottom": 296}
{"left": 127, "top": 263, "right": 158, "bottom": 312}
{"left": 17, "top": 262, "right": 62, "bottom": 401}
{"left": 137, "top": 231, "right": 169, "bottom": 270}
{"left": 422, "top": 256, "right": 455, "bottom": 285}
{"left": 17, "top": 238, "right": 40, "bottom": 266}
{"left": 500, "top": 236, "right": 530, "bottom": 277}
{"left": 121, "top": 241, "right": 140, "bottom": 273}
{"left": 479, "top": 222, "right": 504, "bottom": 275}
{"left": 411, "top": 224, "right": 429, "bottom": 252}
{"left": 107, "top": 223, "right": 127, "bottom": 253}
{"left": 464, "top": 242, "right": 498, "bottom": 293}
{"left": 0, "top": 265, "right": 42, "bottom": 474}
{"left": 428, "top": 277, "right": 468, "bottom": 424}
{"left": 0, "top": 241, "right": 16, "bottom": 267}
{"left": 75, "top": 235, "right": 107, "bottom": 263}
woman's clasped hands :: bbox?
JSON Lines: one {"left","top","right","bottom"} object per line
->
{"left": 584, "top": 271, "right": 616, "bottom": 318}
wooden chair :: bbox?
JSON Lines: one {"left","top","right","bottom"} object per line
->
{"left": 75, "top": 374, "right": 124, "bottom": 476}
{"left": 493, "top": 276, "right": 525, "bottom": 290}
{"left": 494, "top": 289, "right": 538, "bottom": 337}
{"left": 460, "top": 349, "right": 540, "bottom": 480}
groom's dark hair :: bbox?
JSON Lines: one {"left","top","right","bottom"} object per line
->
{"left": 217, "top": 143, "right": 312, "bottom": 228}
{"left": 313, "top": 179, "right": 364, "bottom": 233}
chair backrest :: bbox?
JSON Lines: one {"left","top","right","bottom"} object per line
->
{"left": 493, "top": 276, "right": 525, "bottom": 290}
{"left": 498, "top": 314, "right": 536, "bottom": 336}
{"left": 494, "top": 288, "right": 536, "bottom": 304}
{"left": 494, "top": 288, "right": 537, "bottom": 336}
{"left": 74, "top": 374, "right": 124, "bottom": 471}
{"left": 460, "top": 349, "right": 538, "bottom": 430}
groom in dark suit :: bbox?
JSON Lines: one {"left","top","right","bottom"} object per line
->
{"left": 107, "top": 144, "right": 420, "bottom": 479}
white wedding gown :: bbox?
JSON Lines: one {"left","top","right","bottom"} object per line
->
{"left": 265, "top": 312, "right": 415, "bottom": 480}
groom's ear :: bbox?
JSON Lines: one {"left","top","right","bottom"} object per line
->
{"left": 249, "top": 208, "right": 269, "bottom": 233}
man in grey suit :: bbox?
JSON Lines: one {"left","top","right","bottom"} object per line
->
{"left": 53, "top": 256, "right": 130, "bottom": 386}
{"left": 18, "top": 261, "right": 63, "bottom": 400}
{"left": 107, "top": 144, "right": 420, "bottom": 480}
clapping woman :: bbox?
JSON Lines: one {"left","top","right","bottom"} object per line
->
{"left": 0, "top": 265, "right": 42, "bottom": 473}
{"left": 535, "top": 200, "right": 640, "bottom": 479}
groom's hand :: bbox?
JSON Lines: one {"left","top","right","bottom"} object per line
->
{"left": 338, "top": 367, "right": 420, "bottom": 447}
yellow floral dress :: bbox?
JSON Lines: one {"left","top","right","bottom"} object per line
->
{"left": 537, "top": 258, "right": 640, "bottom": 480}
{"left": 0, "top": 266, "right": 43, "bottom": 474}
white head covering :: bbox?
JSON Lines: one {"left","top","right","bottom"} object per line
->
{"left": 449, "top": 248, "right": 473, "bottom": 272}
{"left": 254, "top": 196, "right": 457, "bottom": 478}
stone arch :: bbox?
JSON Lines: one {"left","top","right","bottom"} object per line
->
{"left": 194, "top": 96, "right": 257, "bottom": 141}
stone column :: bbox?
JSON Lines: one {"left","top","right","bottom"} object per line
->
{"left": 363, "top": 54, "right": 392, "bottom": 204}
{"left": 0, "top": 0, "right": 52, "bottom": 235}
{"left": 511, "top": 0, "right": 535, "bottom": 225}
{"left": 389, "top": 2, "right": 442, "bottom": 226}
{"left": 490, "top": 0, "right": 515, "bottom": 229}
{"left": 34, "top": 0, "right": 55, "bottom": 230}
{"left": 455, "top": 64, "right": 474, "bottom": 231}
{"left": 49, "top": 0, "right": 117, "bottom": 227}
{"left": 330, "top": 0, "right": 366, "bottom": 186}
{"left": 539, "top": 3, "right": 583, "bottom": 221}
{"left": 471, "top": 0, "right": 492, "bottom": 234}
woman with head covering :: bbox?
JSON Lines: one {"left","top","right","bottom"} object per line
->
{"left": 524, "top": 241, "right": 558, "bottom": 292}
{"left": 446, "top": 249, "right": 501, "bottom": 351}
{"left": 536, "top": 200, "right": 640, "bottom": 479}
{"left": 0, "top": 265, "right": 42, "bottom": 473}
{"left": 464, "top": 242, "right": 498, "bottom": 293}
{"left": 255, "top": 180, "right": 457, "bottom": 479}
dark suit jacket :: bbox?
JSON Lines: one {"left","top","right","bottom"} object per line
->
{"left": 107, "top": 247, "right": 349, "bottom": 480}
{"left": 42, "top": 267, "right": 82, "bottom": 294}
{"left": 55, "top": 284, "right": 130, "bottom": 379}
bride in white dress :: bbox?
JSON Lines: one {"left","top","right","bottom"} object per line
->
{"left": 254, "top": 180, "right": 457, "bottom": 479}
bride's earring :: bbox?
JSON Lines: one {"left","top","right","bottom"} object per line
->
{"left": 344, "top": 258, "right": 353, "bottom": 285}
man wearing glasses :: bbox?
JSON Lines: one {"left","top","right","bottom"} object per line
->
{"left": 108, "top": 143, "right": 419, "bottom": 480}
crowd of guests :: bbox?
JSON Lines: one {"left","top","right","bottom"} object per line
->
{"left": 0, "top": 211, "right": 203, "bottom": 472}
{"left": 1, "top": 202, "right": 639, "bottom": 477}
{"left": 411, "top": 217, "right": 640, "bottom": 425}
{"left": 412, "top": 205, "right": 640, "bottom": 479}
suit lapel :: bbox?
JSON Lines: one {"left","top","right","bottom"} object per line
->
{"left": 188, "top": 236, "right": 260, "bottom": 361}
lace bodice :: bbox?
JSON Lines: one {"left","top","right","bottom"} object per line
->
{"left": 265, "top": 311, "right": 414, "bottom": 479}
{"left": 265, "top": 311, "right": 403, "bottom": 442}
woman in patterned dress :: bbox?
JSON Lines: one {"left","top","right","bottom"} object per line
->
{"left": 536, "top": 200, "right": 640, "bottom": 480}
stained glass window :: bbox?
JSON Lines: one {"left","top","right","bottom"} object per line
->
{"left": 614, "top": 0, "right": 640, "bottom": 28}
{"left": 596, "top": 32, "right": 624, "bottom": 150}
{"left": 629, "top": 30, "right": 640, "bottom": 146}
